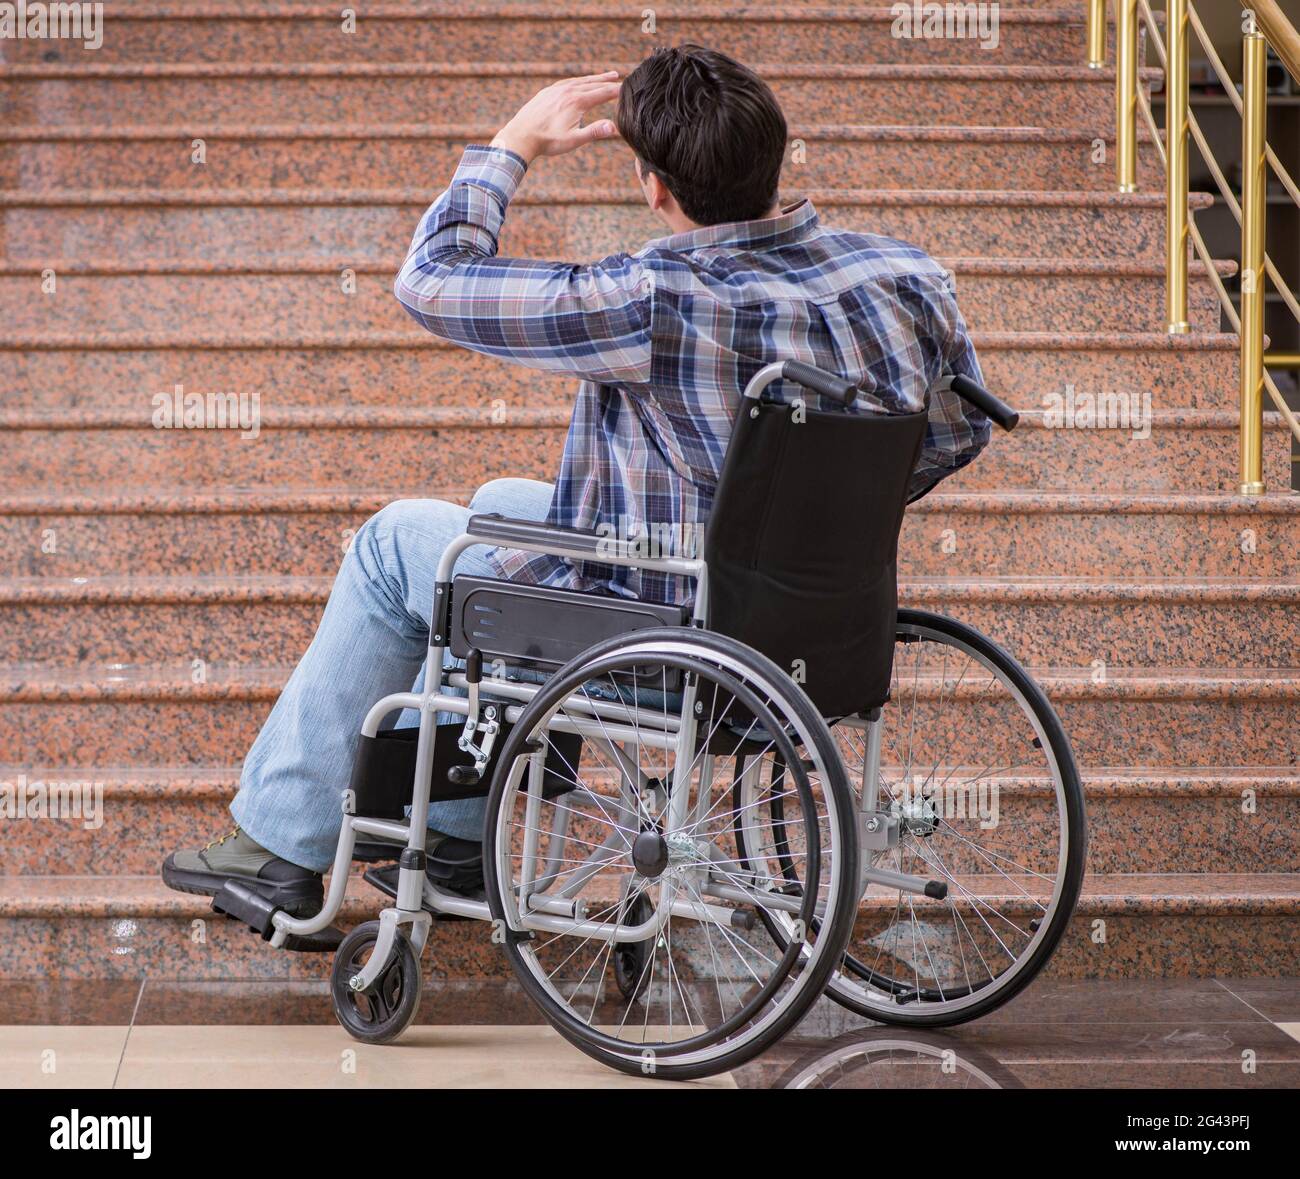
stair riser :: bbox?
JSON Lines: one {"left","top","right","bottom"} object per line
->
{"left": 0, "top": 783, "right": 1289, "bottom": 876}
{"left": 0, "top": 420, "right": 1285, "bottom": 495}
{"left": 0, "top": 506, "right": 379, "bottom": 578}
{"left": 981, "top": 346, "right": 1238, "bottom": 412}
{"left": 2, "top": 693, "right": 1295, "bottom": 766}
{"left": 0, "top": 344, "right": 1241, "bottom": 412}
{"left": 0, "top": 908, "right": 1290, "bottom": 980}
{"left": 0, "top": 135, "right": 1161, "bottom": 194}
{"left": 4, "top": 502, "right": 1295, "bottom": 579}
{"left": 0, "top": 270, "right": 1220, "bottom": 336}
{"left": 8, "top": 593, "right": 1298, "bottom": 671}
{"left": 0, "top": 73, "right": 1133, "bottom": 129}
{"left": 0, "top": 201, "right": 1179, "bottom": 265}
{"left": 946, "top": 422, "right": 1293, "bottom": 493}
{"left": 901, "top": 507, "right": 1300, "bottom": 579}
{"left": 2, "top": 14, "right": 1091, "bottom": 67}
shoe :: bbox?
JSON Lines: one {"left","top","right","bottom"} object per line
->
{"left": 362, "top": 832, "right": 485, "bottom": 916}
{"left": 162, "top": 826, "right": 324, "bottom": 919}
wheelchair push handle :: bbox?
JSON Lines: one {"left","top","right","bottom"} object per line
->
{"left": 949, "top": 373, "right": 1020, "bottom": 433}
{"left": 751, "top": 360, "right": 1020, "bottom": 432}
{"left": 779, "top": 359, "right": 859, "bottom": 407}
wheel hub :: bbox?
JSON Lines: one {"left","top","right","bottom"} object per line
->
{"left": 891, "top": 790, "right": 938, "bottom": 837}
{"left": 631, "top": 830, "right": 670, "bottom": 878}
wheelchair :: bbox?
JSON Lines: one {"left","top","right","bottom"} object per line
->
{"left": 212, "top": 360, "right": 1086, "bottom": 1081}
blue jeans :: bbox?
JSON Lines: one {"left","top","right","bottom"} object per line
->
{"left": 230, "top": 478, "right": 555, "bottom": 872}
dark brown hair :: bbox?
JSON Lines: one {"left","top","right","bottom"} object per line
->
{"left": 616, "top": 45, "right": 787, "bottom": 227}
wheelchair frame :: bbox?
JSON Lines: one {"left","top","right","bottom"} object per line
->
{"left": 213, "top": 357, "right": 1080, "bottom": 1075}
{"left": 264, "top": 362, "right": 939, "bottom": 989}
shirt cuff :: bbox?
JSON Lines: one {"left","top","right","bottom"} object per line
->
{"left": 453, "top": 145, "right": 528, "bottom": 205}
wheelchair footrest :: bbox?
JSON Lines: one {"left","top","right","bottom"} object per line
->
{"left": 210, "top": 881, "right": 345, "bottom": 952}
{"left": 280, "top": 927, "right": 346, "bottom": 953}
{"left": 211, "top": 879, "right": 281, "bottom": 940}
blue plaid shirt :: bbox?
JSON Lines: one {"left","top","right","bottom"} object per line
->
{"left": 396, "top": 146, "right": 989, "bottom": 605}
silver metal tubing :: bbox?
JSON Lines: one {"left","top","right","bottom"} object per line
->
{"left": 445, "top": 672, "right": 681, "bottom": 735}
{"left": 361, "top": 692, "right": 423, "bottom": 737}
{"left": 525, "top": 892, "right": 580, "bottom": 919}
{"left": 353, "top": 816, "right": 411, "bottom": 842}
{"left": 530, "top": 708, "right": 680, "bottom": 751}
{"left": 423, "top": 884, "right": 492, "bottom": 921}
{"left": 270, "top": 815, "right": 361, "bottom": 939}
{"left": 436, "top": 528, "right": 706, "bottom": 584}
{"left": 862, "top": 865, "right": 943, "bottom": 897}
{"left": 552, "top": 823, "right": 631, "bottom": 900}
{"left": 702, "top": 879, "right": 805, "bottom": 916}
{"left": 519, "top": 746, "right": 545, "bottom": 896}
{"left": 861, "top": 714, "right": 884, "bottom": 814}
{"left": 742, "top": 361, "right": 792, "bottom": 401}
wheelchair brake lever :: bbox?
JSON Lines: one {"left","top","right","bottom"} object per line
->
{"left": 455, "top": 649, "right": 499, "bottom": 784}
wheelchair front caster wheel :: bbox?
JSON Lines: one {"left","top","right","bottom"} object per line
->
{"left": 612, "top": 891, "right": 654, "bottom": 1002}
{"left": 330, "top": 920, "right": 421, "bottom": 1044}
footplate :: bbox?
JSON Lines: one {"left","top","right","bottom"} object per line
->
{"left": 211, "top": 881, "right": 344, "bottom": 952}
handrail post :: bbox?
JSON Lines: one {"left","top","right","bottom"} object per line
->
{"left": 1088, "top": 0, "right": 1107, "bottom": 67}
{"left": 1165, "top": 0, "right": 1190, "bottom": 332}
{"left": 1115, "top": 0, "right": 1139, "bottom": 192}
{"left": 1239, "top": 22, "right": 1268, "bottom": 495}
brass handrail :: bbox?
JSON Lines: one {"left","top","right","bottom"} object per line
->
{"left": 1247, "top": 0, "right": 1300, "bottom": 77}
{"left": 1096, "top": 0, "right": 1300, "bottom": 494}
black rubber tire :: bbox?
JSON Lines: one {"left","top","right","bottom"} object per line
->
{"left": 827, "top": 608, "right": 1087, "bottom": 1027}
{"left": 330, "top": 920, "right": 422, "bottom": 1045}
{"left": 732, "top": 608, "right": 1086, "bottom": 1027}
{"left": 774, "top": 1026, "right": 1026, "bottom": 1089}
{"left": 611, "top": 889, "right": 654, "bottom": 1002}
{"left": 483, "top": 626, "right": 859, "bottom": 1082}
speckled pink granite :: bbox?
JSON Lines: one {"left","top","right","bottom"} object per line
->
{"left": 0, "top": 407, "right": 1290, "bottom": 495}
{"left": 0, "top": 328, "right": 1244, "bottom": 413}
{"left": 0, "top": 125, "right": 1165, "bottom": 193}
{"left": 0, "top": 6, "right": 1096, "bottom": 68}
{"left": 1, "top": 2, "right": 1296, "bottom": 986}
{"left": 1, "top": 63, "right": 1153, "bottom": 129}
{"left": 0, "top": 189, "right": 1198, "bottom": 267}
{"left": 0, "top": 262, "right": 1221, "bottom": 336}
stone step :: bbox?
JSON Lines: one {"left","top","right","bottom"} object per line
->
{"left": 0, "top": 872, "right": 1292, "bottom": 980}
{"left": 0, "top": 62, "right": 1152, "bottom": 129}
{"left": 4, "top": 488, "right": 1296, "bottom": 579}
{"left": 0, "top": 259, "right": 1225, "bottom": 337}
{"left": 904, "top": 491, "right": 1300, "bottom": 579}
{"left": 0, "top": 764, "right": 1293, "bottom": 878}
{"left": 0, "top": 328, "right": 1243, "bottom": 411}
{"left": 0, "top": 6, "right": 1096, "bottom": 67}
{"left": 5, "top": 574, "right": 1298, "bottom": 671}
{"left": 0, "top": 406, "right": 1287, "bottom": 495}
{"left": 1, "top": 662, "right": 1296, "bottom": 766}
{"left": 0, "top": 123, "right": 1164, "bottom": 193}
{"left": 0, "top": 189, "right": 1206, "bottom": 266}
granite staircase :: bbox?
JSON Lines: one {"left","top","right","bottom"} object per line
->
{"left": 0, "top": 2, "right": 1296, "bottom": 981}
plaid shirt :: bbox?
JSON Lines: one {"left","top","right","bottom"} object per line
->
{"left": 396, "top": 145, "right": 989, "bottom": 605}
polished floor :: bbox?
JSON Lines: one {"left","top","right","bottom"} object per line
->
{"left": 2, "top": 978, "right": 1299, "bottom": 1089}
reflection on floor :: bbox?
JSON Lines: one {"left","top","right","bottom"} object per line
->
{"left": 2, "top": 978, "right": 1298, "bottom": 1089}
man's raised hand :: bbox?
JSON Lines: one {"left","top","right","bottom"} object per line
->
{"left": 490, "top": 72, "right": 622, "bottom": 165}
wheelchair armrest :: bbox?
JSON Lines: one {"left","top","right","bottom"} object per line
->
{"left": 466, "top": 512, "right": 608, "bottom": 558}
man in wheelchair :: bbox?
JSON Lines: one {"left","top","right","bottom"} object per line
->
{"left": 162, "top": 44, "right": 990, "bottom": 924}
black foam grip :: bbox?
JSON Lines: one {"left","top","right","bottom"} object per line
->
{"left": 949, "top": 374, "right": 1020, "bottom": 432}
{"left": 781, "top": 360, "right": 859, "bottom": 406}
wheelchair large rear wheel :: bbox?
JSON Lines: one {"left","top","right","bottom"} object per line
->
{"left": 737, "top": 609, "right": 1086, "bottom": 1027}
{"left": 483, "top": 628, "right": 859, "bottom": 1081}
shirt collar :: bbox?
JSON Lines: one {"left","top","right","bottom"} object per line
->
{"left": 643, "top": 198, "right": 819, "bottom": 254}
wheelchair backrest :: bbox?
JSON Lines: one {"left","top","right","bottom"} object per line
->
{"left": 703, "top": 393, "right": 927, "bottom": 717}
